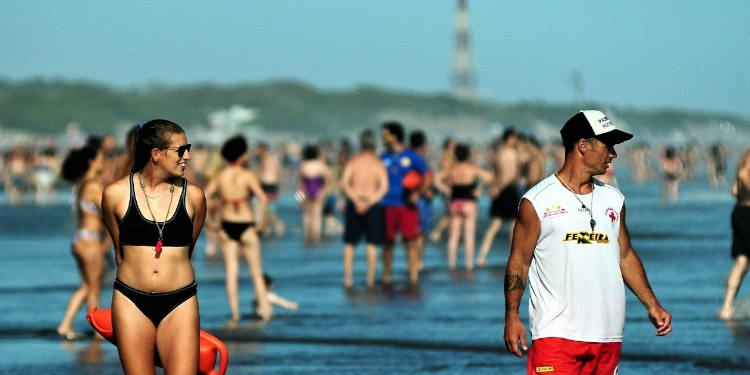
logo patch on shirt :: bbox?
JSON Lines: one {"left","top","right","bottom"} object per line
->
{"left": 606, "top": 207, "right": 618, "bottom": 222}
{"left": 563, "top": 231, "right": 610, "bottom": 244}
{"left": 535, "top": 366, "right": 555, "bottom": 373}
{"left": 400, "top": 156, "right": 412, "bottom": 168}
{"left": 543, "top": 204, "right": 568, "bottom": 218}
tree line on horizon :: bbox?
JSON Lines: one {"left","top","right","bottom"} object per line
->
{"left": 0, "top": 78, "right": 746, "bottom": 144}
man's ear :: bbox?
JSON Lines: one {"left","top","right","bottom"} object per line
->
{"left": 578, "top": 140, "right": 587, "bottom": 154}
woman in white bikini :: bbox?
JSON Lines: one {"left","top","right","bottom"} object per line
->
{"left": 57, "top": 142, "right": 108, "bottom": 340}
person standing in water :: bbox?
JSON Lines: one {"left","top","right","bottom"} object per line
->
{"left": 477, "top": 128, "right": 522, "bottom": 267}
{"left": 380, "top": 121, "right": 430, "bottom": 284}
{"left": 429, "top": 138, "right": 456, "bottom": 242}
{"left": 297, "top": 144, "right": 333, "bottom": 244}
{"left": 57, "top": 144, "right": 108, "bottom": 340}
{"left": 204, "top": 135, "right": 272, "bottom": 322}
{"left": 340, "top": 129, "right": 389, "bottom": 287}
{"left": 719, "top": 148, "right": 750, "bottom": 320}
{"left": 504, "top": 110, "right": 671, "bottom": 373}
{"left": 661, "top": 146, "right": 684, "bottom": 205}
{"left": 256, "top": 142, "right": 285, "bottom": 237}
{"left": 434, "top": 143, "right": 493, "bottom": 271}
{"left": 102, "top": 119, "right": 207, "bottom": 374}
{"left": 409, "top": 130, "right": 435, "bottom": 271}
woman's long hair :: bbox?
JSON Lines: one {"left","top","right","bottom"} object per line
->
{"left": 61, "top": 144, "right": 99, "bottom": 183}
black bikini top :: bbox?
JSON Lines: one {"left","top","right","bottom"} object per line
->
{"left": 118, "top": 174, "right": 193, "bottom": 250}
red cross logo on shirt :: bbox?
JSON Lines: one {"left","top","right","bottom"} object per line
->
{"left": 606, "top": 207, "right": 618, "bottom": 222}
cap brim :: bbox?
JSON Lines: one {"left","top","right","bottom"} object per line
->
{"left": 595, "top": 129, "right": 633, "bottom": 145}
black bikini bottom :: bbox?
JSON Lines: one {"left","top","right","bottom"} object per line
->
{"left": 113, "top": 278, "right": 197, "bottom": 327}
{"left": 221, "top": 221, "right": 255, "bottom": 242}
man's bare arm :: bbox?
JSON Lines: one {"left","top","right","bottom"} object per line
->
{"left": 504, "top": 198, "right": 540, "bottom": 356}
{"left": 339, "top": 160, "right": 361, "bottom": 204}
{"left": 373, "top": 160, "right": 389, "bottom": 204}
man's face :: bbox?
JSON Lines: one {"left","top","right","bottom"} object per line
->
{"left": 382, "top": 129, "right": 395, "bottom": 150}
{"left": 585, "top": 138, "right": 617, "bottom": 175}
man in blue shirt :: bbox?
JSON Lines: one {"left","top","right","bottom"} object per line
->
{"left": 380, "top": 121, "right": 430, "bottom": 284}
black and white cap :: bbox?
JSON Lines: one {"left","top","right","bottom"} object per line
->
{"left": 560, "top": 110, "right": 633, "bottom": 147}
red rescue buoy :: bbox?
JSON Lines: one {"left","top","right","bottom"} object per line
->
{"left": 86, "top": 308, "right": 228, "bottom": 375}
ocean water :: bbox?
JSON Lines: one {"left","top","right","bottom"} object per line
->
{"left": 1, "top": 172, "right": 749, "bottom": 374}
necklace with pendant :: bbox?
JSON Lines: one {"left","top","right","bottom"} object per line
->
{"left": 144, "top": 190, "right": 165, "bottom": 201}
{"left": 555, "top": 172, "right": 596, "bottom": 231}
{"left": 138, "top": 173, "right": 175, "bottom": 255}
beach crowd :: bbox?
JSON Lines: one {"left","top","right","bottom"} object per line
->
{"left": 0, "top": 118, "right": 744, "bottom": 374}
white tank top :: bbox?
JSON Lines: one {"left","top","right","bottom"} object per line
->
{"left": 523, "top": 174, "right": 625, "bottom": 342}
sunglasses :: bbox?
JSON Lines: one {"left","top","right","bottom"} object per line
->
{"left": 164, "top": 143, "right": 192, "bottom": 158}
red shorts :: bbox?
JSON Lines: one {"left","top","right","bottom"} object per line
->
{"left": 527, "top": 337, "right": 621, "bottom": 375}
{"left": 384, "top": 206, "right": 421, "bottom": 242}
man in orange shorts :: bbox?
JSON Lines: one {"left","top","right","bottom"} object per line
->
{"left": 503, "top": 110, "right": 672, "bottom": 374}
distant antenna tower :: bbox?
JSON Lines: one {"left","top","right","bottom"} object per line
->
{"left": 451, "top": 0, "right": 477, "bottom": 100}
{"left": 570, "top": 71, "right": 584, "bottom": 103}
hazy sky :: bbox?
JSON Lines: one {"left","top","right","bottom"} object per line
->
{"left": 2, "top": 1, "right": 749, "bottom": 117}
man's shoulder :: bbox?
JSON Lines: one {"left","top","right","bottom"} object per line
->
{"left": 593, "top": 178, "right": 625, "bottom": 201}
{"left": 404, "top": 148, "right": 424, "bottom": 158}
{"left": 404, "top": 149, "right": 429, "bottom": 169}
{"left": 349, "top": 152, "right": 382, "bottom": 166}
{"left": 523, "top": 175, "right": 558, "bottom": 201}
{"left": 241, "top": 168, "right": 259, "bottom": 179}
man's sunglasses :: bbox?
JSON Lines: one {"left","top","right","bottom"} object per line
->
{"left": 164, "top": 143, "right": 192, "bottom": 158}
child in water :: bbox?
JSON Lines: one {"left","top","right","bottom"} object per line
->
{"left": 254, "top": 274, "right": 299, "bottom": 315}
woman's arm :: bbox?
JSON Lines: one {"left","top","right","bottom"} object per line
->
{"left": 432, "top": 170, "right": 451, "bottom": 196}
{"left": 187, "top": 182, "right": 207, "bottom": 250}
{"left": 247, "top": 170, "right": 268, "bottom": 225}
{"left": 473, "top": 164, "right": 495, "bottom": 198}
{"left": 101, "top": 182, "right": 124, "bottom": 265}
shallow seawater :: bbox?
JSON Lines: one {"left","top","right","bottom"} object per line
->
{"left": 1, "top": 169, "right": 749, "bottom": 374}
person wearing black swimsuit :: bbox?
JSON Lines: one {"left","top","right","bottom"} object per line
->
{"left": 434, "top": 143, "right": 493, "bottom": 271}
{"left": 102, "top": 119, "right": 206, "bottom": 375}
{"left": 204, "top": 135, "right": 272, "bottom": 322}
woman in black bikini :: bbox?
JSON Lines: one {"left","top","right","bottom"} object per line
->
{"left": 101, "top": 119, "right": 206, "bottom": 374}
{"left": 434, "top": 143, "right": 493, "bottom": 271}
{"left": 204, "top": 135, "right": 272, "bottom": 322}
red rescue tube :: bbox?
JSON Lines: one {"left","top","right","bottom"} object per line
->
{"left": 86, "top": 308, "right": 228, "bottom": 375}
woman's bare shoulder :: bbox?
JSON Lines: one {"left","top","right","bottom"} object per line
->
{"left": 103, "top": 175, "right": 130, "bottom": 197}
{"left": 185, "top": 179, "right": 206, "bottom": 200}
{"left": 242, "top": 167, "right": 259, "bottom": 178}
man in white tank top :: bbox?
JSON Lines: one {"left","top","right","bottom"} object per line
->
{"left": 503, "top": 110, "right": 673, "bottom": 374}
